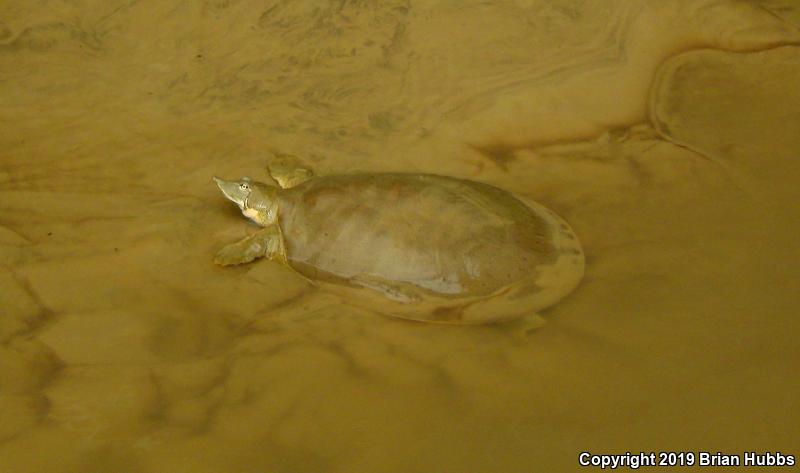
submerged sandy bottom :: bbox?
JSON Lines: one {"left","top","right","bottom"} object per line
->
{"left": 1, "top": 1, "right": 799, "bottom": 471}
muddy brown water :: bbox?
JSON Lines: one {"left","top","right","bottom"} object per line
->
{"left": 1, "top": 1, "right": 799, "bottom": 472}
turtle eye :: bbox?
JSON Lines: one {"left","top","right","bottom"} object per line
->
{"left": 239, "top": 182, "right": 250, "bottom": 191}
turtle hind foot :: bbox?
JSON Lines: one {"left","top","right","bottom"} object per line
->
{"left": 504, "top": 313, "right": 547, "bottom": 342}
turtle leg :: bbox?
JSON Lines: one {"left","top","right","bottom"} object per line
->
{"left": 267, "top": 154, "right": 314, "bottom": 189}
{"left": 214, "top": 224, "right": 287, "bottom": 266}
{"left": 505, "top": 313, "right": 547, "bottom": 341}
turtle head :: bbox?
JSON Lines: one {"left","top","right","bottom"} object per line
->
{"left": 214, "top": 176, "right": 279, "bottom": 227}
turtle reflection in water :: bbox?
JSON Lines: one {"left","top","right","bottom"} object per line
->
{"left": 213, "top": 157, "right": 584, "bottom": 325}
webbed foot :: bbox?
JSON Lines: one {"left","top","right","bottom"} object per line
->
{"left": 507, "top": 313, "right": 547, "bottom": 341}
{"left": 214, "top": 238, "right": 267, "bottom": 266}
{"left": 214, "top": 225, "right": 287, "bottom": 266}
{"left": 268, "top": 154, "right": 314, "bottom": 189}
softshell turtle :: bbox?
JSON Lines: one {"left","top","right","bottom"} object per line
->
{"left": 213, "top": 156, "right": 584, "bottom": 324}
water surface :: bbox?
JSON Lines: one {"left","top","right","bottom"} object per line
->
{"left": 1, "top": 1, "right": 799, "bottom": 471}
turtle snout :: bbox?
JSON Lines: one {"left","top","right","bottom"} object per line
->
{"left": 213, "top": 176, "right": 229, "bottom": 194}
{"left": 213, "top": 176, "right": 232, "bottom": 192}
{"left": 213, "top": 176, "right": 249, "bottom": 208}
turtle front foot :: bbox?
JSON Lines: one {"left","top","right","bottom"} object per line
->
{"left": 215, "top": 244, "right": 255, "bottom": 266}
{"left": 214, "top": 239, "right": 265, "bottom": 266}
{"left": 214, "top": 225, "right": 287, "bottom": 266}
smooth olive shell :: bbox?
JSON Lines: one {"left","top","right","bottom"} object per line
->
{"left": 275, "top": 173, "right": 582, "bottom": 310}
